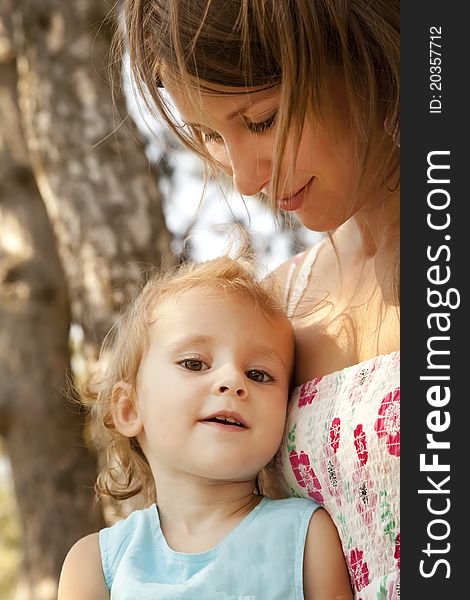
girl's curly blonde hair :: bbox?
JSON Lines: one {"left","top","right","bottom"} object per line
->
{"left": 81, "top": 254, "right": 288, "bottom": 506}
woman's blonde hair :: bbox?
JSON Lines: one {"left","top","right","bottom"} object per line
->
{"left": 82, "top": 254, "right": 289, "bottom": 505}
{"left": 122, "top": 0, "right": 399, "bottom": 204}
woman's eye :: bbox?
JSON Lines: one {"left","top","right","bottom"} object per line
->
{"left": 248, "top": 112, "right": 277, "bottom": 134}
{"left": 180, "top": 359, "right": 208, "bottom": 372}
{"left": 202, "top": 112, "right": 277, "bottom": 144}
{"left": 203, "top": 131, "right": 223, "bottom": 144}
{"left": 246, "top": 369, "right": 273, "bottom": 383}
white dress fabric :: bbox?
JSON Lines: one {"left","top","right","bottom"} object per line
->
{"left": 276, "top": 242, "right": 400, "bottom": 599}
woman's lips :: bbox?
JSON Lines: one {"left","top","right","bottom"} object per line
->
{"left": 278, "top": 178, "right": 314, "bottom": 212}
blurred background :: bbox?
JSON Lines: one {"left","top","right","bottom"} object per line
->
{"left": 0, "top": 1, "right": 319, "bottom": 598}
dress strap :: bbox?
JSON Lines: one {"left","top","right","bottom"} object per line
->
{"left": 284, "top": 237, "right": 326, "bottom": 318}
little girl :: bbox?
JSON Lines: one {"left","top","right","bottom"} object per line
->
{"left": 58, "top": 255, "right": 352, "bottom": 599}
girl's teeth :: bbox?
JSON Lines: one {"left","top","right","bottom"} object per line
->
{"left": 215, "top": 416, "right": 241, "bottom": 425}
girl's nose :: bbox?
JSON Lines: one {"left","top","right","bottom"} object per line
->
{"left": 217, "top": 383, "right": 247, "bottom": 398}
{"left": 213, "top": 367, "right": 248, "bottom": 399}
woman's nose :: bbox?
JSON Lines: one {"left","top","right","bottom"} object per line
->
{"left": 225, "top": 139, "right": 271, "bottom": 197}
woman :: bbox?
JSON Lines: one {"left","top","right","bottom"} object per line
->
{"left": 123, "top": 1, "right": 400, "bottom": 597}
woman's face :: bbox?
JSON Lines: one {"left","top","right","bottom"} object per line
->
{"left": 165, "top": 76, "right": 382, "bottom": 232}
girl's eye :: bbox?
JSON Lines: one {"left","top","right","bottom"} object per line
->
{"left": 247, "top": 112, "right": 277, "bottom": 135}
{"left": 179, "top": 359, "right": 208, "bottom": 372}
{"left": 246, "top": 369, "right": 273, "bottom": 383}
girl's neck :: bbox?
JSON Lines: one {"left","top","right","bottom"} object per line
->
{"left": 151, "top": 472, "right": 261, "bottom": 553}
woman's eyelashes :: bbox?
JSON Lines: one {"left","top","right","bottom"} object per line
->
{"left": 202, "top": 131, "right": 222, "bottom": 144}
{"left": 201, "top": 112, "right": 278, "bottom": 144}
{"left": 177, "top": 358, "right": 275, "bottom": 383}
{"left": 247, "top": 112, "right": 277, "bottom": 134}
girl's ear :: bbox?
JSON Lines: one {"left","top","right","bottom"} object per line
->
{"left": 111, "top": 381, "right": 143, "bottom": 438}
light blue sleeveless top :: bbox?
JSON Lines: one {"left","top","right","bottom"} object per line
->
{"left": 99, "top": 496, "right": 319, "bottom": 599}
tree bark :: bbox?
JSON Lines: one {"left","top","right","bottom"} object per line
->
{"left": 1, "top": 0, "right": 174, "bottom": 597}
{"left": 11, "top": 0, "right": 173, "bottom": 344}
{"left": 0, "top": 21, "right": 104, "bottom": 599}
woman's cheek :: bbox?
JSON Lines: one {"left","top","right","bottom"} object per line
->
{"left": 206, "top": 143, "right": 232, "bottom": 176}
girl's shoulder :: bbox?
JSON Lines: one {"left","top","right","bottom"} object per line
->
{"left": 100, "top": 504, "right": 156, "bottom": 545}
{"left": 58, "top": 532, "right": 108, "bottom": 599}
{"left": 303, "top": 509, "right": 353, "bottom": 600}
{"left": 99, "top": 505, "right": 158, "bottom": 589}
{"left": 263, "top": 495, "right": 318, "bottom": 514}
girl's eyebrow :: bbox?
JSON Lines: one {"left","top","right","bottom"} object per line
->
{"left": 251, "top": 346, "right": 290, "bottom": 372}
{"left": 167, "top": 336, "right": 289, "bottom": 371}
{"left": 168, "top": 334, "right": 215, "bottom": 350}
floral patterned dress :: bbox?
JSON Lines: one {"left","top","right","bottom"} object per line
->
{"left": 276, "top": 243, "right": 400, "bottom": 599}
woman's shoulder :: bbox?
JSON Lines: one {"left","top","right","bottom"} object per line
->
{"left": 265, "top": 238, "right": 327, "bottom": 301}
{"left": 268, "top": 244, "right": 318, "bottom": 285}
{"left": 58, "top": 532, "right": 108, "bottom": 599}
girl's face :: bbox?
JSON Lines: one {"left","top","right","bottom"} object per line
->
{"left": 133, "top": 288, "right": 293, "bottom": 485}
{"left": 165, "top": 76, "right": 384, "bottom": 232}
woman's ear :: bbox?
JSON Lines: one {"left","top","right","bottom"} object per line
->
{"left": 111, "top": 381, "right": 143, "bottom": 438}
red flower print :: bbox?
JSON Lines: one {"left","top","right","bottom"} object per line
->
{"left": 394, "top": 533, "right": 400, "bottom": 569}
{"left": 289, "top": 450, "right": 324, "bottom": 503}
{"left": 330, "top": 418, "right": 341, "bottom": 453}
{"left": 353, "top": 424, "right": 368, "bottom": 466}
{"left": 349, "top": 548, "right": 370, "bottom": 592}
{"left": 374, "top": 388, "right": 400, "bottom": 457}
{"left": 298, "top": 378, "right": 321, "bottom": 407}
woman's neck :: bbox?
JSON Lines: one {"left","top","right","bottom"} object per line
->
{"left": 345, "top": 187, "right": 400, "bottom": 258}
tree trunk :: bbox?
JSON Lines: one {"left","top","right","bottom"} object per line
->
{"left": 0, "top": 23, "right": 104, "bottom": 600}
{"left": 1, "top": 0, "right": 174, "bottom": 597}
{"left": 11, "top": 0, "right": 173, "bottom": 344}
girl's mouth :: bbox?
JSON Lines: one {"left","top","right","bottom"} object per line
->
{"left": 199, "top": 411, "right": 248, "bottom": 432}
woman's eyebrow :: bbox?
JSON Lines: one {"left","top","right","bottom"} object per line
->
{"left": 184, "top": 95, "right": 275, "bottom": 128}
{"left": 183, "top": 102, "right": 250, "bottom": 129}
